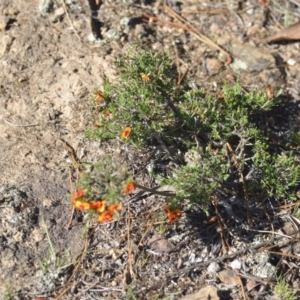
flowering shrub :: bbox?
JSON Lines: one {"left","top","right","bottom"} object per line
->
{"left": 71, "top": 157, "right": 136, "bottom": 223}
{"left": 83, "top": 48, "right": 300, "bottom": 225}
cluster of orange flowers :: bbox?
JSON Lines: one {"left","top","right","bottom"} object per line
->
{"left": 72, "top": 182, "right": 136, "bottom": 223}
{"left": 163, "top": 204, "right": 182, "bottom": 223}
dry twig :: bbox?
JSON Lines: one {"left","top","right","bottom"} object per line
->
{"left": 226, "top": 142, "right": 251, "bottom": 225}
{"left": 143, "top": 5, "right": 231, "bottom": 59}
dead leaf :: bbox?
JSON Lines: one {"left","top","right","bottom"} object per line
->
{"left": 246, "top": 279, "right": 258, "bottom": 291}
{"left": 217, "top": 269, "right": 241, "bottom": 285}
{"left": 179, "top": 286, "right": 220, "bottom": 300}
{"left": 267, "top": 21, "right": 300, "bottom": 42}
{"left": 147, "top": 235, "right": 175, "bottom": 253}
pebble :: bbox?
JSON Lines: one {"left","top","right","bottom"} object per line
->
{"left": 205, "top": 58, "right": 223, "bottom": 75}
{"left": 180, "top": 286, "right": 220, "bottom": 300}
{"left": 207, "top": 262, "right": 220, "bottom": 273}
{"left": 230, "top": 259, "right": 242, "bottom": 270}
{"left": 252, "top": 262, "right": 276, "bottom": 278}
{"left": 7, "top": 8, "right": 19, "bottom": 16}
{"left": 287, "top": 58, "right": 297, "bottom": 66}
{"left": 0, "top": 35, "right": 14, "bottom": 58}
{"left": 104, "top": 29, "right": 121, "bottom": 40}
{"left": 54, "top": 7, "right": 65, "bottom": 17}
{"left": 230, "top": 42, "right": 275, "bottom": 72}
{"left": 120, "top": 17, "right": 131, "bottom": 26}
{"left": 0, "top": 16, "right": 9, "bottom": 30}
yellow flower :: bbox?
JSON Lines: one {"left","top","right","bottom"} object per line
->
{"left": 121, "top": 127, "right": 131, "bottom": 139}
{"left": 74, "top": 200, "right": 91, "bottom": 210}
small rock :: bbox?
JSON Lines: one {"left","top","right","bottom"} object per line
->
{"left": 217, "top": 269, "right": 241, "bottom": 285}
{"left": 230, "top": 259, "right": 242, "bottom": 270}
{"left": 179, "top": 286, "right": 219, "bottom": 300}
{"left": 287, "top": 58, "right": 297, "bottom": 66}
{"left": 111, "top": 280, "right": 117, "bottom": 287}
{"left": 104, "top": 29, "right": 121, "bottom": 40}
{"left": 87, "top": 32, "right": 97, "bottom": 43}
{"left": 152, "top": 41, "right": 163, "bottom": 51}
{"left": 207, "top": 262, "right": 220, "bottom": 273}
{"left": 230, "top": 42, "right": 275, "bottom": 72}
{"left": 39, "top": 0, "right": 54, "bottom": 17}
{"left": 120, "top": 17, "right": 130, "bottom": 26}
{"left": 0, "top": 35, "right": 14, "bottom": 58}
{"left": 252, "top": 262, "right": 276, "bottom": 278}
{"left": 0, "top": 16, "right": 9, "bottom": 30}
{"left": 7, "top": 8, "right": 19, "bottom": 16}
{"left": 246, "top": 8, "right": 254, "bottom": 15}
{"left": 147, "top": 236, "right": 175, "bottom": 253}
{"left": 31, "top": 228, "right": 44, "bottom": 242}
{"left": 246, "top": 279, "right": 258, "bottom": 291}
{"left": 54, "top": 7, "right": 65, "bottom": 17}
{"left": 205, "top": 58, "right": 223, "bottom": 75}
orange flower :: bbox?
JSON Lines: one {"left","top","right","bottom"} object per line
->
{"left": 108, "top": 203, "right": 122, "bottom": 213}
{"left": 72, "top": 189, "right": 86, "bottom": 203}
{"left": 163, "top": 204, "right": 182, "bottom": 223}
{"left": 226, "top": 56, "right": 233, "bottom": 65}
{"left": 265, "top": 87, "right": 274, "bottom": 99}
{"left": 90, "top": 200, "right": 106, "bottom": 212}
{"left": 121, "top": 127, "right": 131, "bottom": 139}
{"left": 124, "top": 182, "right": 136, "bottom": 194}
{"left": 74, "top": 200, "right": 91, "bottom": 210}
{"left": 97, "top": 211, "right": 114, "bottom": 223}
{"left": 104, "top": 111, "right": 112, "bottom": 118}
{"left": 95, "top": 90, "right": 104, "bottom": 104}
{"left": 141, "top": 73, "right": 150, "bottom": 82}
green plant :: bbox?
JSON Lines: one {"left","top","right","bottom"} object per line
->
{"left": 70, "top": 157, "right": 135, "bottom": 223}
{"left": 139, "top": 250, "right": 149, "bottom": 268}
{"left": 85, "top": 48, "right": 299, "bottom": 219}
{"left": 126, "top": 285, "right": 138, "bottom": 300}
{"left": 274, "top": 276, "right": 297, "bottom": 300}
{"left": 36, "top": 219, "right": 73, "bottom": 292}
{"left": 37, "top": 218, "right": 72, "bottom": 272}
{"left": 86, "top": 48, "right": 186, "bottom": 147}
{"left": 159, "top": 223, "right": 168, "bottom": 235}
{"left": 164, "top": 84, "right": 298, "bottom": 209}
